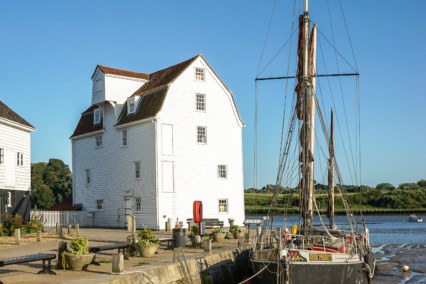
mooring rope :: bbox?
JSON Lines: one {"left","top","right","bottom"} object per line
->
{"left": 237, "top": 263, "right": 270, "bottom": 284}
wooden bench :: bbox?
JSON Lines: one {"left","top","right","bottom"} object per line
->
{"left": 0, "top": 253, "right": 56, "bottom": 275}
{"left": 158, "top": 237, "right": 175, "bottom": 249}
{"left": 187, "top": 218, "right": 224, "bottom": 228}
{"left": 89, "top": 243, "right": 129, "bottom": 265}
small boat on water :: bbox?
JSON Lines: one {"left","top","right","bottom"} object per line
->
{"left": 407, "top": 214, "right": 423, "bottom": 222}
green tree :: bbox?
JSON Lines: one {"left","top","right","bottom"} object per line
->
{"left": 417, "top": 179, "right": 426, "bottom": 188}
{"left": 44, "top": 159, "right": 72, "bottom": 203}
{"left": 376, "top": 183, "right": 395, "bottom": 191}
{"left": 30, "top": 159, "right": 72, "bottom": 209}
{"left": 398, "top": 183, "right": 420, "bottom": 191}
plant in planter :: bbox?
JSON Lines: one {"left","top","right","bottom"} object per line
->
{"left": 188, "top": 225, "right": 199, "bottom": 247}
{"left": 63, "top": 238, "right": 95, "bottom": 271}
{"left": 136, "top": 239, "right": 161, "bottom": 257}
{"left": 135, "top": 228, "right": 160, "bottom": 257}
{"left": 212, "top": 227, "right": 226, "bottom": 242}
{"left": 230, "top": 225, "right": 245, "bottom": 239}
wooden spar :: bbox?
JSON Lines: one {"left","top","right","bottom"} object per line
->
{"left": 307, "top": 25, "right": 317, "bottom": 229}
{"left": 300, "top": 0, "right": 316, "bottom": 230}
{"left": 328, "top": 108, "right": 336, "bottom": 229}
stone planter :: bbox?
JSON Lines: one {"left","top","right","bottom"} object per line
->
{"left": 233, "top": 231, "right": 245, "bottom": 239}
{"left": 213, "top": 232, "right": 226, "bottom": 242}
{"left": 136, "top": 244, "right": 159, "bottom": 258}
{"left": 64, "top": 253, "right": 95, "bottom": 271}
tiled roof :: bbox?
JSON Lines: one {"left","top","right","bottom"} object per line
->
{"left": 116, "top": 86, "right": 169, "bottom": 126}
{"left": 47, "top": 198, "right": 82, "bottom": 211}
{"left": 70, "top": 105, "right": 103, "bottom": 138}
{"left": 93, "top": 65, "right": 149, "bottom": 80}
{"left": 0, "top": 100, "right": 34, "bottom": 129}
{"left": 132, "top": 55, "right": 199, "bottom": 97}
{"left": 73, "top": 54, "right": 244, "bottom": 137}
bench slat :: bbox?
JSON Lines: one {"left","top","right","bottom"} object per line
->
{"left": 0, "top": 254, "right": 56, "bottom": 266}
{"left": 89, "top": 243, "right": 128, "bottom": 253}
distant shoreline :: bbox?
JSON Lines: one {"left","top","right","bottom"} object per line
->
{"left": 245, "top": 208, "right": 426, "bottom": 216}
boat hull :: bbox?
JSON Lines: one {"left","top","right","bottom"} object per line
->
{"left": 251, "top": 259, "right": 369, "bottom": 284}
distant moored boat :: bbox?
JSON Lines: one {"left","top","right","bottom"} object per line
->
{"left": 407, "top": 214, "right": 423, "bottom": 222}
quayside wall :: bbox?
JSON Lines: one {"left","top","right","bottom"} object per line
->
{"left": 65, "top": 246, "right": 251, "bottom": 284}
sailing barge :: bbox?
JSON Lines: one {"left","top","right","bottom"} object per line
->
{"left": 250, "top": 0, "right": 375, "bottom": 283}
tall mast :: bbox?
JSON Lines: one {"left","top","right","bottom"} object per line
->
{"left": 328, "top": 109, "right": 336, "bottom": 229}
{"left": 301, "top": 0, "right": 316, "bottom": 231}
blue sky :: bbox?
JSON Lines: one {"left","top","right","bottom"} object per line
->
{"left": 0, "top": 0, "right": 424, "bottom": 188}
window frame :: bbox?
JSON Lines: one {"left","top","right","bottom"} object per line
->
{"left": 94, "top": 108, "right": 101, "bottom": 125}
{"left": 217, "top": 165, "right": 227, "bottom": 179}
{"left": 218, "top": 199, "right": 228, "bottom": 213}
{"left": 195, "top": 67, "right": 205, "bottom": 81}
{"left": 128, "top": 97, "right": 136, "bottom": 114}
{"left": 95, "top": 135, "right": 103, "bottom": 147}
{"left": 135, "top": 161, "right": 141, "bottom": 179}
{"left": 96, "top": 199, "right": 104, "bottom": 211}
{"left": 196, "top": 93, "right": 206, "bottom": 112}
{"left": 16, "top": 152, "right": 23, "bottom": 166}
{"left": 0, "top": 148, "right": 4, "bottom": 164}
{"left": 7, "top": 191, "right": 12, "bottom": 207}
{"left": 85, "top": 169, "right": 91, "bottom": 185}
{"left": 197, "top": 126, "right": 207, "bottom": 144}
{"left": 122, "top": 129, "right": 128, "bottom": 146}
{"left": 135, "top": 197, "right": 142, "bottom": 212}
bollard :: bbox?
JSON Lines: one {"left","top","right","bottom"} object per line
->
{"left": 112, "top": 253, "right": 124, "bottom": 273}
{"left": 75, "top": 224, "right": 80, "bottom": 237}
{"left": 68, "top": 224, "right": 72, "bottom": 235}
{"left": 204, "top": 239, "right": 212, "bottom": 253}
{"left": 56, "top": 241, "right": 67, "bottom": 269}
{"left": 58, "top": 226, "right": 63, "bottom": 238}
{"left": 37, "top": 229, "right": 42, "bottom": 242}
{"left": 15, "top": 229, "right": 20, "bottom": 245}
{"left": 166, "top": 218, "right": 172, "bottom": 232}
{"left": 56, "top": 223, "right": 60, "bottom": 234}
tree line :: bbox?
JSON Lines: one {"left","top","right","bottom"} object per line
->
{"left": 245, "top": 179, "right": 426, "bottom": 212}
{"left": 31, "top": 159, "right": 72, "bottom": 209}
{"left": 245, "top": 180, "right": 426, "bottom": 194}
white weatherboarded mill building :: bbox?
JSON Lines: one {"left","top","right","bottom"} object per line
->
{"left": 71, "top": 55, "right": 245, "bottom": 229}
{"left": 0, "top": 101, "right": 35, "bottom": 222}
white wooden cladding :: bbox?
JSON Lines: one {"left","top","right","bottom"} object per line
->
{"left": 73, "top": 56, "right": 245, "bottom": 229}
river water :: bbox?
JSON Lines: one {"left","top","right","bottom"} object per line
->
{"left": 247, "top": 215, "right": 426, "bottom": 245}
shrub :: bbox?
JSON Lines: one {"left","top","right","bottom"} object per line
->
{"left": 137, "top": 239, "right": 161, "bottom": 246}
{"left": 69, "top": 238, "right": 90, "bottom": 254}
{"left": 138, "top": 228, "right": 156, "bottom": 240}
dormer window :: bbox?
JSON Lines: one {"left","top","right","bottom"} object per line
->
{"left": 128, "top": 97, "right": 136, "bottom": 114}
{"left": 94, "top": 108, "right": 101, "bottom": 124}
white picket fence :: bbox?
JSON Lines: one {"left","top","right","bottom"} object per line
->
{"left": 30, "top": 211, "right": 92, "bottom": 227}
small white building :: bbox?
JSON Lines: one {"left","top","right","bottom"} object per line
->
{"left": 71, "top": 55, "right": 245, "bottom": 229}
{"left": 0, "top": 101, "right": 35, "bottom": 221}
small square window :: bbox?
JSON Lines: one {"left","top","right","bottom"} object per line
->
{"left": 128, "top": 97, "right": 136, "bottom": 114}
{"left": 218, "top": 165, "right": 227, "bottom": 179}
{"left": 135, "top": 161, "right": 141, "bottom": 179}
{"left": 197, "top": 126, "right": 207, "bottom": 144}
{"left": 122, "top": 130, "right": 128, "bottom": 146}
{"left": 196, "top": 94, "right": 206, "bottom": 111}
{"left": 218, "top": 199, "right": 228, "bottom": 213}
{"left": 86, "top": 169, "right": 91, "bottom": 185}
{"left": 135, "top": 197, "right": 141, "bottom": 212}
{"left": 95, "top": 135, "right": 103, "bottom": 147}
{"left": 94, "top": 108, "right": 102, "bottom": 124}
{"left": 0, "top": 148, "right": 4, "bottom": 164}
{"left": 96, "top": 200, "right": 104, "bottom": 211}
{"left": 195, "top": 68, "right": 205, "bottom": 81}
